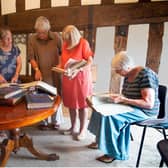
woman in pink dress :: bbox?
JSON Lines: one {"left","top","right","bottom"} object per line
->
{"left": 59, "top": 25, "right": 93, "bottom": 140}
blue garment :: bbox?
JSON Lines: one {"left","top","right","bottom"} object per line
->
{"left": 88, "top": 67, "right": 159, "bottom": 160}
{"left": 0, "top": 46, "right": 20, "bottom": 82}
{"left": 88, "top": 108, "right": 150, "bottom": 160}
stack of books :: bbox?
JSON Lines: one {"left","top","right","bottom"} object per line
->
{"left": 25, "top": 92, "right": 55, "bottom": 109}
{"left": 0, "top": 84, "right": 26, "bottom": 106}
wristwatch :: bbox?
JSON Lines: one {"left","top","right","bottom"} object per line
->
{"left": 34, "top": 67, "right": 39, "bottom": 71}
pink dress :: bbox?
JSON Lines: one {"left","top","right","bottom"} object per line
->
{"left": 61, "top": 38, "right": 93, "bottom": 109}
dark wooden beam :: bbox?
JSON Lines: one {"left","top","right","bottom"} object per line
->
{"left": 16, "top": 0, "right": 25, "bottom": 12}
{"left": 69, "top": 0, "right": 81, "bottom": 6}
{"left": 40, "top": 0, "right": 51, "bottom": 9}
{"left": 114, "top": 25, "right": 128, "bottom": 54}
{"left": 146, "top": 23, "right": 164, "bottom": 73}
{"left": 139, "top": 0, "right": 151, "bottom": 2}
{"left": 3, "top": 2, "right": 168, "bottom": 33}
{"left": 93, "top": 2, "right": 168, "bottom": 26}
{"left": 7, "top": 6, "right": 89, "bottom": 33}
{"left": 101, "top": 0, "right": 114, "bottom": 5}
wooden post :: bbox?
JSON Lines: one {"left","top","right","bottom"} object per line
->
{"left": 16, "top": 0, "right": 25, "bottom": 12}
{"left": 109, "top": 25, "right": 129, "bottom": 93}
{"left": 69, "top": 0, "right": 81, "bottom": 6}
{"left": 146, "top": 23, "right": 164, "bottom": 73}
{"left": 40, "top": 0, "right": 51, "bottom": 9}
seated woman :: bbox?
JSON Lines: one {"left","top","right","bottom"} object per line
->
{"left": 88, "top": 51, "right": 160, "bottom": 163}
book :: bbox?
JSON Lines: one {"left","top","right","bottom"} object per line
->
{"left": 19, "top": 81, "right": 57, "bottom": 96}
{"left": 0, "top": 91, "right": 25, "bottom": 106}
{"left": 0, "top": 83, "right": 25, "bottom": 99}
{"left": 87, "top": 93, "right": 133, "bottom": 116}
{"left": 25, "top": 93, "right": 55, "bottom": 109}
{"left": 52, "top": 59, "right": 87, "bottom": 76}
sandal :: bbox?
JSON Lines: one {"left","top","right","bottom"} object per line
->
{"left": 96, "top": 154, "right": 115, "bottom": 163}
{"left": 87, "top": 142, "right": 98, "bottom": 149}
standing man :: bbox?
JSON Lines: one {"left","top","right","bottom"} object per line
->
{"left": 28, "top": 16, "right": 64, "bottom": 130}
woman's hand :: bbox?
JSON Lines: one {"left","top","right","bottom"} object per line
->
{"left": 11, "top": 74, "right": 19, "bottom": 83}
{"left": 35, "top": 69, "right": 42, "bottom": 81}
{"left": 110, "top": 94, "right": 125, "bottom": 104}
{"left": 0, "top": 75, "right": 7, "bottom": 84}
{"left": 68, "top": 69, "right": 81, "bottom": 79}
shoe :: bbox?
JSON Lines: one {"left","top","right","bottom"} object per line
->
{"left": 76, "top": 133, "right": 86, "bottom": 141}
{"left": 87, "top": 142, "right": 98, "bottom": 149}
{"left": 96, "top": 155, "right": 115, "bottom": 163}
{"left": 50, "top": 123, "right": 60, "bottom": 130}
{"left": 61, "top": 129, "right": 72, "bottom": 135}
{"left": 38, "top": 124, "right": 50, "bottom": 131}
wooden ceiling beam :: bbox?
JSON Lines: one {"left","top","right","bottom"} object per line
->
{"left": 69, "top": 0, "right": 81, "bottom": 6}
{"left": 40, "top": 0, "right": 51, "bottom": 9}
{"left": 101, "top": 0, "right": 114, "bottom": 5}
{"left": 4, "top": 1, "right": 168, "bottom": 33}
{"left": 16, "top": 0, "right": 25, "bottom": 12}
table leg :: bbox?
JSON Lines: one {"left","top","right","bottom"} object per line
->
{"left": 0, "top": 139, "right": 15, "bottom": 167}
{"left": 19, "top": 133, "right": 59, "bottom": 161}
{"left": 0, "top": 129, "right": 59, "bottom": 167}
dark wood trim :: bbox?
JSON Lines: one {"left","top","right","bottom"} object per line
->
{"left": 93, "top": 2, "right": 168, "bottom": 26}
{"left": 146, "top": 23, "right": 164, "bottom": 73}
{"left": 16, "top": 0, "right": 25, "bottom": 12}
{"left": 4, "top": 2, "right": 168, "bottom": 33}
{"left": 114, "top": 25, "right": 128, "bottom": 54}
{"left": 101, "top": 0, "right": 114, "bottom": 5}
{"left": 69, "top": 0, "right": 81, "bottom": 6}
{"left": 138, "top": 0, "right": 151, "bottom": 2}
{"left": 40, "top": 0, "right": 51, "bottom": 9}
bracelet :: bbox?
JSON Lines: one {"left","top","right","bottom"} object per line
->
{"left": 34, "top": 67, "right": 39, "bottom": 71}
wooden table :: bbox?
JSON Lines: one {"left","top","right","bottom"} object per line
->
{"left": 0, "top": 96, "right": 61, "bottom": 167}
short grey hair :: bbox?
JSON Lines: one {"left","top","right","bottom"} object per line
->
{"left": 62, "top": 25, "right": 81, "bottom": 49}
{"left": 34, "top": 16, "right": 51, "bottom": 31}
{"left": 112, "top": 51, "right": 134, "bottom": 70}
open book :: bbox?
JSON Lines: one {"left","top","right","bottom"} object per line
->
{"left": 19, "top": 81, "right": 57, "bottom": 96}
{"left": 87, "top": 93, "right": 133, "bottom": 116}
{"left": 52, "top": 59, "right": 87, "bottom": 76}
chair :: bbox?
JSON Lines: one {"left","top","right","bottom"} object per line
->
{"left": 157, "top": 139, "right": 168, "bottom": 167}
{"left": 135, "top": 85, "right": 168, "bottom": 167}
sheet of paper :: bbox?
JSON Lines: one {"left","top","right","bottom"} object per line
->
{"left": 93, "top": 103, "right": 134, "bottom": 116}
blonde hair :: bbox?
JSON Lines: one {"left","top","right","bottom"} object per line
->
{"left": 34, "top": 16, "right": 51, "bottom": 31}
{"left": 112, "top": 51, "right": 134, "bottom": 70}
{"left": 62, "top": 25, "right": 81, "bottom": 49}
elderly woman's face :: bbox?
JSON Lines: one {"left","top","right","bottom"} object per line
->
{"left": 1, "top": 30, "right": 12, "bottom": 47}
{"left": 36, "top": 29, "right": 48, "bottom": 40}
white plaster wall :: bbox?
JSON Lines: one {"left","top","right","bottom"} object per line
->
{"left": 94, "top": 23, "right": 168, "bottom": 92}
{"left": 93, "top": 27, "right": 115, "bottom": 92}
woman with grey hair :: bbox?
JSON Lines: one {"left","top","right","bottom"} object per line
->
{"left": 88, "top": 51, "right": 160, "bottom": 163}
{"left": 57, "top": 25, "right": 93, "bottom": 140}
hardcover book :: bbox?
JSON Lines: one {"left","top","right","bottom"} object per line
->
{"left": 0, "top": 91, "right": 25, "bottom": 106}
{"left": 52, "top": 59, "right": 87, "bottom": 76}
{"left": 20, "top": 81, "right": 57, "bottom": 96}
{"left": 0, "top": 84, "right": 25, "bottom": 99}
{"left": 25, "top": 93, "right": 55, "bottom": 109}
